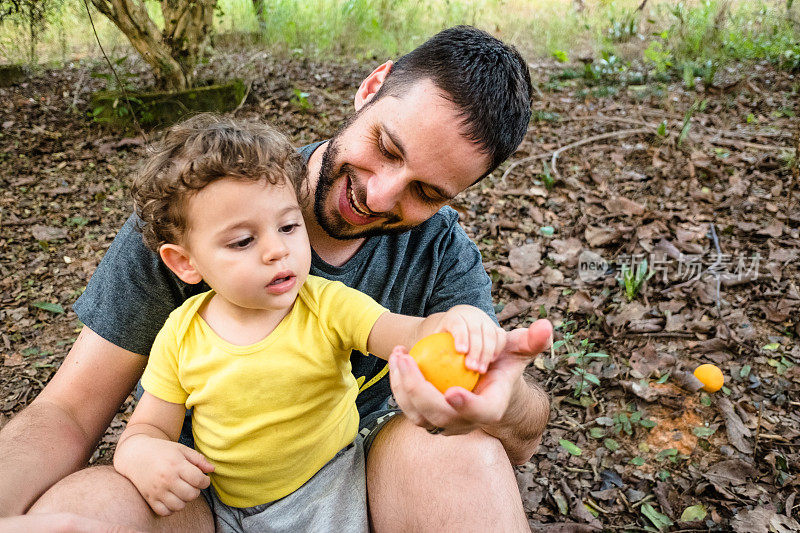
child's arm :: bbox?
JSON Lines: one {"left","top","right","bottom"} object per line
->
{"left": 113, "top": 392, "right": 214, "bottom": 516}
{"left": 367, "top": 305, "right": 506, "bottom": 374}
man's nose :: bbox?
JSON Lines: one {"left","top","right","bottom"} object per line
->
{"left": 365, "top": 170, "right": 406, "bottom": 214}
{"left": 261, "top": 234, "right": 289, "bottom": 264}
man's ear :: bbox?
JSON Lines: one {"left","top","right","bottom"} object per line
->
{"left": 354, "top": 60, "right": 393, "bottom": 111}
{"left": 159, "top": 244, "right": 203, "bottom": 284}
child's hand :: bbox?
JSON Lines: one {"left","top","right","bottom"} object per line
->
{"left": 437, "top": 305, "right": 506, "bottom": 373}
{"left": 114, "top": 434, "right": 214, "bottom": 516}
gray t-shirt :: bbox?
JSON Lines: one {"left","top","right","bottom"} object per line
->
{"left": 73, "top": 142, "right": 495, "bottom": 417}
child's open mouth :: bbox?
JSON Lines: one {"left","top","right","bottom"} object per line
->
{"left": 266, "top": 272, "right": 296, "bottom": 294}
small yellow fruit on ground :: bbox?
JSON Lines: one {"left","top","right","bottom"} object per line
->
{"left": 408, "top": 332, "right": 480, "bottom": 393}
{"left": 694, "top": 363, "right": 724, "bottom": 392}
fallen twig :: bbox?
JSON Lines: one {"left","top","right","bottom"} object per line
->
{"left": 707, "top": 137, "right": 796, "bottom": 153}
{"left": 560, "top": 478, "right": 603, "bottom": 528}
{"left": 231, "top": 80, "right": 252, "bottom": 115}
{"left": 551, "top": 128, "right": 651, "bottom": 182}
{"left": 708, "top": 223, "right": 724, "bottom": 317}
{"left": 499, "top": 151, "right": 551, "bottom": 182}
{"left": 70, "top": 69, "right": 88, "bottom": 111}
{"left": 753, "top": 403, "right": 764, "bottom": 458}
{"left": 665, "top": 223, "right": 727, "bottom": 295}
{"left": 788, "top": 116, "right": 799, "bottom": 209}
{"left": 501, "top": 115, "right": 795, "bottom": 184}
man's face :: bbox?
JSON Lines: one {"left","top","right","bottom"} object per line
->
{"left": 313, "top": 79, "right": 492, "bottom": 240}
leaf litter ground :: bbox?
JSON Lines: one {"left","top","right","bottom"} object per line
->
{"left": 0, "top": 52, "right": 798, "bottom": 531}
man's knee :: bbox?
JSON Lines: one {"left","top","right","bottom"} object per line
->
{"left": 366, "top": 416, "right": 527, "bottom": 532}
{"left": 370, "top": 416, "right": 512, "bottom": 477}
{"left": 29, "top": 466, "right": 138, "bottom": 515}
{"left": 451, "top": 429, "right": 512, "bottom": 472}
{"left": 29, "top": 465, "right": 214, "bottom": 533}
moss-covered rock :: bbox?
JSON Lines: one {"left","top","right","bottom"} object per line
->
{"left": 89, "top": 79, "right": 247, "bottom": 131}
{"left": 0, "top": 65, "right": 27, "bottom": 87}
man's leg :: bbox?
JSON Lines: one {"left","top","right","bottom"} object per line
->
{"left": 366, "top": 415, "right": 529, "bottom": 532}
{"left": 28, "top": 466, "right": 214, "bottom": 533}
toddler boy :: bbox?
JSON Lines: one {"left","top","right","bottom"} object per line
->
{"left": 113, "top": 115, "right": 506, "bottom": 532}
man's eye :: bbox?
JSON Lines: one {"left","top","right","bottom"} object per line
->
{"left": 414, "top": 183, "right": 442, "bottom": 204}
{"left": 378, "top": 134, "right": 399, "bottom": 161}
{"left": 229, "top": 237, "right": 253, "bottom": 249}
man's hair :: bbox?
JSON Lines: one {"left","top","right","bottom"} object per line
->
{"left": 131, "top": 114, "right": 307, "bottom": 251}
{"left": 373, "top": 25, "right": 532, "bottom": 177}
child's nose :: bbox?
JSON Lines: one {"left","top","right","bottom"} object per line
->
{"left": 261, "top": 236, "right": 289, "bottom": 264}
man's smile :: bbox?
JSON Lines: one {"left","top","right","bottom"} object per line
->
{"left": 338, "top": 174, "right": 382, "bottom": 225}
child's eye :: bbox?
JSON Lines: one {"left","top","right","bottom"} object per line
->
{"left": 279, "top": 223, "right": 300, "bottom": 234}
{"left": 228, "top": 236, "right": 254, "bottom": 249}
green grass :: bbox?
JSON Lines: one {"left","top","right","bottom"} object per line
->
{"left": 639, "top": 0, "right": 800, "bottom": 79}
{"left": 0, "top": 0, "right": 798, "bottom": 79}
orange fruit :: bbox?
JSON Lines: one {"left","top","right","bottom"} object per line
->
{"left": 408, "top": 332, "right": 480, "bottom": 393}
{"left": 693, "top": 363, "right": 724, "bottom": 393}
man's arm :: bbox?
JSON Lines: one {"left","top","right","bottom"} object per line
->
{"left": 480, "top": 375, "right": 550, "bottom": 465}
{"left": 0, "top": 327, "right": 146, "bottom": 516}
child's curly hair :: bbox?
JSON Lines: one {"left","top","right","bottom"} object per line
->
{"left": 131, "top": 114, "right": 307, "bottom": 251}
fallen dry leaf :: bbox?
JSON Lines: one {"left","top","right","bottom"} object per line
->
{"left": 567, "top": 291, "right": 595, "bottom": 314}
{"left": 606, "top": 301, "right": 648, "bottom": 328}
{"left": 757, "top": 220, "right": 783, "bottom": 238}
{"left": 585, "top": 225, "right": 624, "bottom": 247}
{"left": 3, "top": 353, "right": 23, "bottom": 367}
{"left": 716, "top": 397, "right": 753, "bottom": 454}
{"left": 629, "top": 345, "right": 675, "bottom": 379}
{"left": 619, "top": 380, "right": 667, "bottom": 401}
{"left": 508, "top": 243, "right": 542, "bottom": 275}
{"left": 31, "top": 225, "right": 68, "bottom": 241}
{"left": 606, "top": 196, "right": 645, "bottom": 216}
{"left": 731, "top": 506, "right": 798, "bottom": 533}
{"left": 497, "top": 299, "right": 531, "bottom": 322}
{"left": 548, "top": 238, "right": 583, "bottom": 268}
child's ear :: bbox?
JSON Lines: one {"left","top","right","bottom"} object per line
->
{"left": 159, "top": 244, "right": 203, "bottom": 284}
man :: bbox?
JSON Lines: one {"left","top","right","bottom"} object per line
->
{"left": 1, "top": 26, "right": 551, "bottom": 531}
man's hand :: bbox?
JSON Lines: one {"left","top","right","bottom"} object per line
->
{"left": 113, "top": 435, "right": 213, "bottom": 517}
{"left": 388, "top": 318, "right": 552, "bottom": 435}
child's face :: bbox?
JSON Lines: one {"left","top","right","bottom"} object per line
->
{"left": 182, "top": 178, "right": 311, "bottom": 313}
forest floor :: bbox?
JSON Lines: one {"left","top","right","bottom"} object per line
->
{"left": 0, "top": 51, "right": 798, "bottom": 531}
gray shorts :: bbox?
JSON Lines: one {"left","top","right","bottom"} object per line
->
{"left": 358, "top": 395, "right": 402, "bottom": 456}
{"left": 201, "top": 436, "right": 367, "bottom": 533}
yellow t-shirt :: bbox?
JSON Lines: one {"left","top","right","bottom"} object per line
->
{"left": 141, "top": 275, "right": 388, "bottom": 508}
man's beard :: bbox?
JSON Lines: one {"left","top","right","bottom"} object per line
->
{"left": 313, "top": 134, "right": 414, "bottom": 241}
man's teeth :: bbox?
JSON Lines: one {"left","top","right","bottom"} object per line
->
{"left": 348, "top": 184, "right": 373, "bottom": 217}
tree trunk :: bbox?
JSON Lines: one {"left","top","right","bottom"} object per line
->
{"left": 253, "top": 0, "right": 266, "bottom": 34}
{"left": 27, "top": 2, "right": 35, "bottom": 64}
{"left": 89, "top": 0, "right": 216, "bottom": 91}
{"left": 162, "top": 0, "right": 215, "bottom": 87}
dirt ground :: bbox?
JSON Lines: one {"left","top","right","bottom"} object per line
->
{"left": 0, "top": 51, "right": 798, "bottom": 531}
